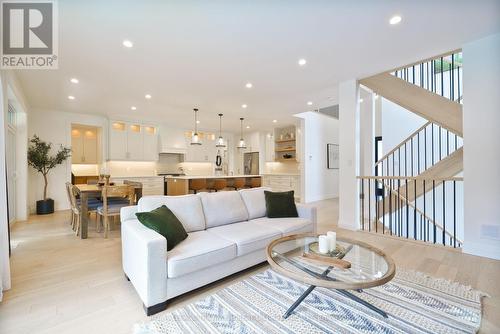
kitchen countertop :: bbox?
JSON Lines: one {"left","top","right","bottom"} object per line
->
{"left": 165, "top": 175, "right": 261, "bottom": 180}
{"left": 261, "top": 173, "right": 300, "bottom": 176}
{"left": 111, "top": 175, "right": 164, "bottom": 179}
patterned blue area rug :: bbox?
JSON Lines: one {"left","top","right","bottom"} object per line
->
{"left": 134, "top": 269, "right": 485, "bottom": 334}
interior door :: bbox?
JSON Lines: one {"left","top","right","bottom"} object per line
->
{"left": 6, "top": 127, "right": 16, "bottom": 224}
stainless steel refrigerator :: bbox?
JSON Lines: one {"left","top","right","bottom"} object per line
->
{"left": 244, "top": 152, "right": 259, "bottom": 175}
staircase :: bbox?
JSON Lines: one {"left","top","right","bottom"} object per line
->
{"left": 358, "top": 50, "right": 464, "bottom": 248}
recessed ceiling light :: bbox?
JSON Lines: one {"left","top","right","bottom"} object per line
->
{"left": 272, "top": 119, "right": 277, "bottom": 123}
{"left": 145, "top": 94, "right": 152, "bottom": 99}
{"left": 298, "top": 58, "right": 307, "bottom": 66}
{"left": 389, "top": 15, "right": 402, "bottom": 25}
{"left": 307, "top": 101, "right": 313, "bottom": 106}
{"left": 245, "top": 82, "right": 253, "bottom": 89}
{"left": 246, "top": 125, "right": 250, "bottom": 129}
{"left": 131, "top": 106, "right": 137, "bottom": 110}
{"left": 359, "top": 98, "right": 364, "bottom": 103}
{"left": 67, "top": 95, "right": 75, "bottom": 100}
{"left": 122, "top": 39, "right": 133, "bottom": 48}
{"left": 241, "top": 104, "right": 247, "bottom": 108}
{"left": 70, "top": 78, "right": 79, "bottom": 84}
{"left": 196, "top": 120, "right": 200, "bottom": 124}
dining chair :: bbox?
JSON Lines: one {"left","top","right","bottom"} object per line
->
{"left": 97, "top": 185, "right": 134, "bottom": 238}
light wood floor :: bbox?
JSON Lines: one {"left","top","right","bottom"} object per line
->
{"left": 1, "top": 199, "right": 498, "bottom": 333}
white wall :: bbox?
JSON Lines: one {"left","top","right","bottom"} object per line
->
{"left": 462, "top": 33, "right": 500, "bottom": 260}
{"left": 338, "top": 80, "right": 360, "bottom": 230}
{"left": 28, "top": 109, "right": 108, "bottom": 211}
{"left": 296, "top": 111, "right": 339, "bottom": 203}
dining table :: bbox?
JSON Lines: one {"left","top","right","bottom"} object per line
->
{"left": 74, "top": 181, "right": 143, "bottom": 239}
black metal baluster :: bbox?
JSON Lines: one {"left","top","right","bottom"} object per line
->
{"left": 406, "top": 179, "right": 409, "bottom": 238}
{"left": 397, "top": 178, "right": 401, "bottom": 236}
{"left": 447, "top": 130, "right": 450, "bottom": 156}
{"left": 382, "top": 180, "right": 385, "bottom": 234}
{"left": 414, "top": 179, "right": 417, "bottom": 240}
{"left": 439, "top": 126, "right": 442, "bottom": 161}
{"left": 411, "top": 137, "right": 414, "bottom": 176}
{"left": 431, "top": 124, "right": 435, "bottom": 165}
{"left": 361, "top": 179, "right": 365, "bottom": 230}
{"left": 412, "top": 65, "right": 415, "bottom": 84}
{"left": 440, "top": 57, "right": 444, "bottom": 97}
{"left": 423, "top": 180, "right": 427, "bottom": 241}
{"left": 432, "top": 60, "right": 435, "bottom": 93}
{"left": 404, "top": 143, "right": 407, "bottom": 177}
{"left": 433, "top": 180, "right": 436, "bottom": 244}
{"left": 389, "top": 178, "right": 392, "bottom": 234}
{"left": 375, "top": 179, "right": 378, "bottom": 233}
{"left": 453, "top": 180, "right": 456, "bottom": 248}
{"left": 426, "top": 61, "right": 429, "bottom": 90}
{"left": 424, "top": 126, "right": 427, "bottom": 170}
{"left": 451, "top": 54, "right": 455, "bottom": 101}
{"left": 417, "top": 131, "right": 420, "bottom": 174}
{"left": 442, "top": 180, "right": 446, "bottom": 246}
{"left": 368, "top": 180, "right": 371, "bottom": 232}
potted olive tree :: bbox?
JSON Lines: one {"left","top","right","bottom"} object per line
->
{"left": 27, "top": 135, "right": 71, "bottom": 214}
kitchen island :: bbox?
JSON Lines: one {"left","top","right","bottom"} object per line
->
{"left": 165, "top": 175, "right": 261, "bottom": 195}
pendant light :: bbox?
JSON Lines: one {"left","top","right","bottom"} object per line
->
{"left": 190, "top": 108, "right": 202, "bottom": 145}
{"left": 216, "top": 113, "right": 226, "bottom": 147}
{"left": 237, "top": 117, "right": 247, "bottom": 149}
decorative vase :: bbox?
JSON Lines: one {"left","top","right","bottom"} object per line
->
{"left": 36, "top": 198, "right": 54, "bottom": 215}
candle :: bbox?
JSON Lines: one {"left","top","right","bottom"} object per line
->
{"left": 318, "top": 235, "right": 329, "bottom": 254}
{"left": 327, "top": 231, "right": 337, "bottom": 251}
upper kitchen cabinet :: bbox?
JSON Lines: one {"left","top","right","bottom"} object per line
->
{"left": 71, "top": 125, "right": 99, "bottom": 164}
{"left": 109, "top": 121, "right": 158, "bottom": 161}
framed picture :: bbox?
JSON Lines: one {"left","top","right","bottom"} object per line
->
{"left": 327, "top": 144, "right": 339, "bottom": 169}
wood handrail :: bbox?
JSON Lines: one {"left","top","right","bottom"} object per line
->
{"left": 375, "top": 121, "right": 432, "bottom": 166}
{"left": 384, "top": 49, "right": 462, "bottom": 75}
{"left": 357, "top": 176, "right": 463, "bottom": 181}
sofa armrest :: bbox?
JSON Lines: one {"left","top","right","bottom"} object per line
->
{"left": 296, "top": 203, "right": 317, "bottom": 233}
{"left": 120, "top": 205, "right": 138, "bottom": 222}
{"left": 121, "top": 218, "right": 168, "bottom": 307}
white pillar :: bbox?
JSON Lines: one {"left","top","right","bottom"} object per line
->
{"left": 338, "top": 80, "right": 360, "bottom": 231}
{"left": 462, "top": 33, "right": 500, "bottom": 260}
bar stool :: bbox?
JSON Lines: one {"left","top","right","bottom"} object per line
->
{"left": 232, "top": 178, "right": 247, "bottom": 190}
{"left": 189, "top": 179, "right": 207, "bottom": 194}
{"left": 250, "top": 177, "right": 261, "bottom": 188}
{"left": 209, "top": 179, "right": 227, "bottom": 192}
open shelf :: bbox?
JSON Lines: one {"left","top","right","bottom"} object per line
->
{"left": 275, "top": 139, "right": 296, "bottom": 143}
{"left": 275, "top": 148, "right": 296, "bottom": 152}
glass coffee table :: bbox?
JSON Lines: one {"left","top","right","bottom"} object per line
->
{"left": 266, "top": 233, "right": 396, "bottom": 319}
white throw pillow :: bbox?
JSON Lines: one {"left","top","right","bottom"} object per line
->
{"left": 198, "top": 191, "right": 249, "bottom": 228}
{"left": 137, "top": 195, "right": 206, "bottom": 232}
{"left": 239, "top": 187, "right": 271, "bottom": 219}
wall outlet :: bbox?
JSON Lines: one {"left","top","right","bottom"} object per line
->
{"left": 480, "top": 224, "right": 500, "bottom": 240}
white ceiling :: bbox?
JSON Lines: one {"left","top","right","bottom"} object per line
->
{"left": 15, "top": 0, "right": 500, "bottom": 132}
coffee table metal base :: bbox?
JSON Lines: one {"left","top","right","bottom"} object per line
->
{"left": 283, "top": 267, "right": 388, "bottom": 319}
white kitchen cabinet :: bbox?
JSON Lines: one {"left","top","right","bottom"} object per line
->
{"left": 262, "top": 174, "right": 301, "bottom": 200}
{"left": 143, "top": 126, "right": 159, "bottom": 160}
{"left": 184, "top": 136, "right": 217, "bottom": 162}
{"left": 127, "top": 124, "right": 144, "bottom": 160}
{"left": 71, "top": 125, "right": 98, "bottom": 164}
{"left": 109, "top": 121, "right": 158, "bottom": 161}
{"left": 264, "top": 133, "right": 275, "bottom": 162}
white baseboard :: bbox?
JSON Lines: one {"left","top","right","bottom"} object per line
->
{"left": 305, "top": 193, "right": 338, "bottom": 203}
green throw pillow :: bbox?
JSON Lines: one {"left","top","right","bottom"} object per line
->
{"left": 136, "top": 205, "right": 187, "bottom": 251}
{"left": 264, "top": 190, "right": 298, "bottom": 218}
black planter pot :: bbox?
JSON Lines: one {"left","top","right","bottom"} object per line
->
{"left": 36, "top": 199, "right": 54, "bottom": 215}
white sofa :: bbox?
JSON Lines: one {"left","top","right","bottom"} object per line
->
{"left": 120, "top": 187, "right": 317, "bottom": 315}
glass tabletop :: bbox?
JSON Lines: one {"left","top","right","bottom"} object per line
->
{"left": 267, "top": 234, "right": 395, "bottom": 290}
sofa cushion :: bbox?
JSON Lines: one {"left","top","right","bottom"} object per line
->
{"left": 264, "top": 190, "right": 298, "bottom": 218}
{"left": 238, "top": 187, "right": 271, "bottom": 219}
{"left": 167, "top": 230, "right": 236, "bottom": 278}
{"left": 135, "top": 205, "right": 188, "bottom": 251}
{"left": 137, "top": 195, "right": 205, "bottom": 232}
{"left": 198, "top": 191, "right": 248, "bottom": 228}
{"left": 251, "top": 217, "right": 313, "bottom": 235}
{"left": 206, "top": 221, "right": 281, "bottom": 256}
